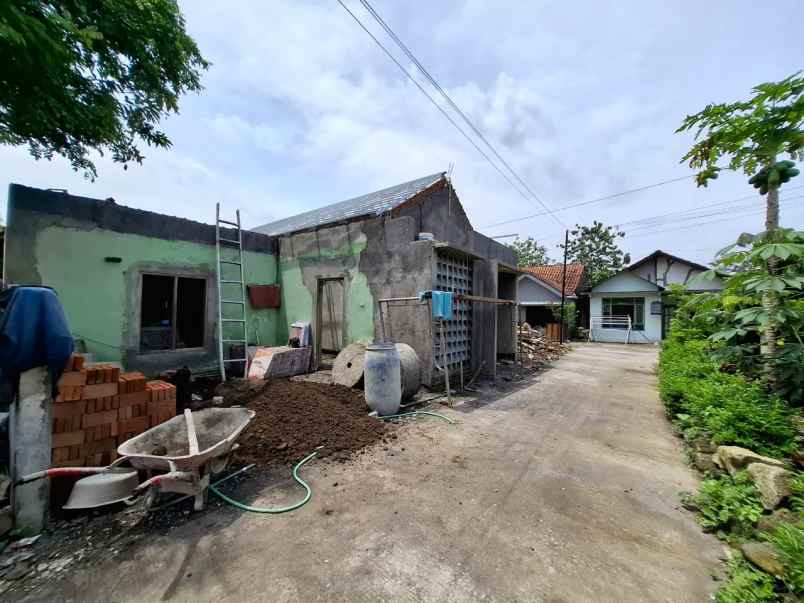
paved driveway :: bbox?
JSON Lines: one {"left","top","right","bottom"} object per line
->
{"left": 28, "top": 344, "right": 722, "bottom": 602}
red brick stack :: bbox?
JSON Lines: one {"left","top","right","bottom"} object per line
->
{"left": 51, "top": 354, "right": 177, "bottom": 467}
{"left": 147, "top": 381, "right": 178, "bottom": 427}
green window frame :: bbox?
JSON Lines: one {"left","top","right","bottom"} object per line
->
{"left": 602, "top": 297, "right": 645, "bottom": 331}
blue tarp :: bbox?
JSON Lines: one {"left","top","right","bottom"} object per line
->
{"left": 0, "top": 287, "right": 74, "bottom": 394}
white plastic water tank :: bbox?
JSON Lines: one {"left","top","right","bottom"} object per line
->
{"left": 364, "top": 342, "right": 401, "bottom": 416}
{"left": 394, "top": 343, "right": 421, "bottom": 401}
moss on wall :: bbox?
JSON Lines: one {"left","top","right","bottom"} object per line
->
{"left": 277, "top": 226, "right": 374, "bottom": 345}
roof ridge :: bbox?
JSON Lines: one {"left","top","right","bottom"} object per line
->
{"left": 253, "top": 172, "right": 445, "bottom": 236}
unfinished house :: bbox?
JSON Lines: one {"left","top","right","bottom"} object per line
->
{"left": 3, "top": 184, "right": 279, "bottom": 375}
{"left": 4, "top": 174, "right": 517, "bottom": 384}
{"left": 254, "top": 172, "right": 518, "bottom": 385}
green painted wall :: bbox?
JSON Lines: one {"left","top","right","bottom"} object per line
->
{"left": 277, "top": 231, "right": 374, "bottom": 345}
{"left": 30, "top": 223, "right": 278, "bottom": 363}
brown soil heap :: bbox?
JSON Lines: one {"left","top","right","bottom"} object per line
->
{"left": 231, "top": 379, "right": 387, "bottom": 466}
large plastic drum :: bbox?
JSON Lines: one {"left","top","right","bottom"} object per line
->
{"left": 364, "top": 342, "right": 401, "bottom": 416}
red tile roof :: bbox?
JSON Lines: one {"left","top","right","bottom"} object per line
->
{"left": 522, "top": 263, "right": 586, "bottom": 295}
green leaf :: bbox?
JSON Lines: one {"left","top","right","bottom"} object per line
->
{"left": 710, "top": 328, "right": 745, "bottom": 342}
{"left": 751, "top": 243, "right": 804, "bottom": 261}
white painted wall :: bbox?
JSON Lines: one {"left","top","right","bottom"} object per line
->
{"left": 630, "top": 255, "right": 723, "bottom": 291}
{"left": 589, "top": 292, "right": 662, "bottom": 343}
{"left": 589, "top": 272, "right": 663, "bottom": 343}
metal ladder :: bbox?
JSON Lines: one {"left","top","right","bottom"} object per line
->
{"left": 215, "top": 203, "right": 249, "bottom": 381}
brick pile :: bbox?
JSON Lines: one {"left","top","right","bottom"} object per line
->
{"left": 51, "top": 354, "right": 177, "bottom": 467}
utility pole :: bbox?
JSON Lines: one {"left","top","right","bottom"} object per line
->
{"left": 559, "top": 229, "right": 568, "bottom": 343}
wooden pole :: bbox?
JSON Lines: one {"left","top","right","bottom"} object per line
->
{"left": 559, "top": 229, "right": 569, "bottom": 343}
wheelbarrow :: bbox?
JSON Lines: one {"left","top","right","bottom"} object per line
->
{"left": 18, "top": 407, "right": 255, "bottom": 511}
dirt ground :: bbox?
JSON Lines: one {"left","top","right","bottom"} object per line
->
{"left": 234, "top": 379, "right": 388, "bottom": 466}
{"left": 13, "top": 344, "right": 723, "bottom": 602}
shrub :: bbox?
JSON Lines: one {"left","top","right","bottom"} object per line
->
{"left": 791, "top": 473, "right": 804, "bottom": 519}
{"left": 716, "top": 556, "right": 778, "bottom": 603}
{"left": 693, "top": 472, "right": 764, "bottom": 538}
{"left": 659, "top": 340, "right": 797, "bottom": 457}
{"left": 685, "top": 373, "right": 795, "bottom": 457}
{"left": 764, "top": 523, "right": 804, "bottom": 595}
{"left": 658, "top": 339, "right": 717, "bottom": 415}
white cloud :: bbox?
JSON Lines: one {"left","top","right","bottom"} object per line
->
{"left": 3, "top": 0, "right": 803, "bottom": 265}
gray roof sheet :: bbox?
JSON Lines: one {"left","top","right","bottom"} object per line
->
{"left": 253, "top": 172, "right": 445, "bottom": 236}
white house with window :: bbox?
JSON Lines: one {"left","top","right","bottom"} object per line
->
{"left": 589, "top": 272, "right": 663, "bottom": 342}
{"left": 587, "top": 250, "right": 723, "bottom": 343}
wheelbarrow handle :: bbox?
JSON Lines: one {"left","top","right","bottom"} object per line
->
{"left": 15, "top": 456, "right": 130, "bottom": 485}
{"left": 16, "top": 466, "right": 108, "bottom": 485}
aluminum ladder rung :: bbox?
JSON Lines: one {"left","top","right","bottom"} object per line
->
{"left": 222, "top": 319, "right": 245, "bottom": 323}
{"left": 221, "top": 300, "right": 244, "bottom": 304}
{"left": 218, "top": 218, "right": 239, "bottom": 227}
{"left": 219, "top": 237, "right": 241, "bottom": 245}
{"left": 223, "top": 358, "right": 247, "bottom": 363}
{"left": 222, "top": 339, "right": 246, "bottom": 343}
{"left": 219, "top": 260, "right": 241, "bottom": 265}
{"left": 220, "top": 279, "right": 244, "bottom": 284}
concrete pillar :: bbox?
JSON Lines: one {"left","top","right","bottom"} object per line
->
{"left": 472, "top": 259, "right": 498, "bottom": 378}
{"left": 10, "top": 367, "right": 51, "bottom": 532}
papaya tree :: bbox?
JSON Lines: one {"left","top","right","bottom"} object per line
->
{"left": 676, "top": 72, "right": 804, "bottom": 388}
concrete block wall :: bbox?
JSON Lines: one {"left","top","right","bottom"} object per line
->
{"left": 4, "top": 184, "right": 279, "bottom": 375}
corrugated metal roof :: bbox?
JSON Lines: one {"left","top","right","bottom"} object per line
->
{"left": 253, "top": 172, "right": 445, "bottom": 236}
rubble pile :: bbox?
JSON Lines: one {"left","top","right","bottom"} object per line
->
{"left": 518, "top": 324, "right": 570, "bottom": 366}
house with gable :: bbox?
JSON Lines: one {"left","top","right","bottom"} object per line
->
{"left": 587, "top": 250, "right": 723, "bottom": 343}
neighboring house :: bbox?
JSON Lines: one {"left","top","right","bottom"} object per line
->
{"left": 5, "top": 173, "right": 518, "bottom": 383}
{"left": 587, "top": 250, "right": 723, "bottom": 343}
{"left": 516, "top": 264, "right": 588, "bottom": 327}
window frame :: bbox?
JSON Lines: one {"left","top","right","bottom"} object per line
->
{"left": 602, "top": 296, "right": 645, "bottom": 331}
{"left": 139, "top": 272, "right": 207, "bottom": 353}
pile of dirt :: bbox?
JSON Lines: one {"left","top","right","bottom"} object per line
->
{"left": 232, "top": 379, "right": 388, "bottom": 466}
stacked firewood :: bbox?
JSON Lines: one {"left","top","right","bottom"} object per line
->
{"left": 518, "top": 323, "right": 569, "bottom": 366}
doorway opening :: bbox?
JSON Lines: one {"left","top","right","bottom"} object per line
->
{"left": 316, "top": 277, "right": 345, "bottom": 370}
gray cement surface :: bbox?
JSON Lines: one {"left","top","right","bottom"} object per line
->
{"left": 25, "top": 344, "right": 722, "bottom": 602}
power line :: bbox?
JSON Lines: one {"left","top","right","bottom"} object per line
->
{"left": 481, "top": 174, "right": 695, "bottom": 229}
{"left": 529, "top": 189, "right": 804, "bottom": 243}
{"left": 624, "top": 193, "right": 804, "bottom": 234}
{"left": 336, "top": 0, "right": 552, "bottom": 222}
{"left": 620, "top": 186, "right": 804, "bottom": 231}
{"left": 357, "top": 0, "right": 565, "bottom": 228}
{"left": 624, "top": 196, "right": 804, "bottom": 239}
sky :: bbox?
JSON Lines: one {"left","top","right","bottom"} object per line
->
{"left": 2, "top": 0, "right": 803, "bottom": 265}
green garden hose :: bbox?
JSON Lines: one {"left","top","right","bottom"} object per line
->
{"left": 377, "top": 411, "right": 455, "bottom": 424}
{"left": 209, "top": 448, "right": 320, "bottom": 514}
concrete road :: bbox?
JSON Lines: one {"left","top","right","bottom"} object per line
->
{"left": 30, "top": 344, "right": 722, "bottom": 602}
